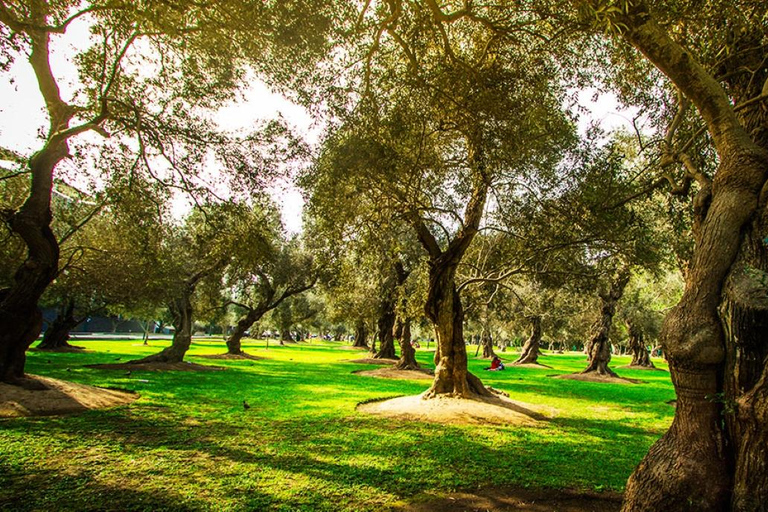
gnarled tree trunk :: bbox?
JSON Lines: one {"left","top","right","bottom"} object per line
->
{"left": 480, "top": 328, "right": 497, "bottom": 359}
{"left": 37, "top": 300, "right": 84, "bottom": 350}
{"left": 626, "top": 319, "right": 654, "bottom": 368}
{"left": 395, "top": 317, "right": 419, "bottom": 370}
{"left": 374, "top": 299, "right": 397, "bottom": 359}
{"left": 582, "top": 271, "right": 629, "bottom": 377}
{"left": 605, "top": 3, "right": 768, "bottom": 510}
{"left": 0, "top": 20, "right": 74, "bottom": 387}
{"left": 131, "top": 288, "right": 194, "bottom": 364}
{"left": 226, "top": 308, "right": 265, "bottom": 355}
{"left": 514, "top": 315, "right": 542, "bottom": 365}
{"left": 423, "top": 262, "right": 491, "bottom": 399}
{"left": 352, "top": 320, "right": 368, "bottom": 348}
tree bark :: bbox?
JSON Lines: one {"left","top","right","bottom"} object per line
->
{"left": 131, "top": 288, "right": 194, "bottom": 364}
{"left": 626, "top": 319, "right": 655, "bottom": 368}
{"left": 374, "top": 298, "right": 397, "bottom": 359}
{"left": 410, "top": 139, "right": 491, "bottom": 399}
{"left": 280, "top": 329, "right": 294, "bottom": 344}
{"left": 0, "top": 17, "right": 69, "bottom": 386}
{"left": 514, "top": 315, "right": 542, "bottom": 365}
{"left": 582, "top": 271, "right": 629, "bottom": 377}
{"left": 423, "top": 262, "right": 491, "bottom": 398}
{"left": 480, "top": 328, "right": 497, "bottom": 359}
{"left": 352, "top": 320, "right": 368, "bottom": 348}
{"left": 37, "top": 300, "right": 83, "bottom": 350}
{"left": 226, "top": 308, "right": 265, "bottom": 355}
{"left": 395, "top": 317, "right": 420, "bottom": 370}
{"left": 601, "top": 2, "right": 768, "bottom": 510}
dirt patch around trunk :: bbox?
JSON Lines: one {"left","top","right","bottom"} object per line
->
{"left": 346, "top": 357, "right": 399, "bottom": 365}
{"left": 357, "top": 392, "right": 555, "bottom": 426}
{"left": 619, "top": 364, "right": 667, "bottom": 372}
{"left": 0, "top": 376, "right": 137, "bottom": 418}
{"left": 337, "top": 345, "right": 370, "bottom": 350}
{"left": 198, "top": 353, "right": 262, "bottom": 361}
{"left": 399, "top": 485, "right": 622, "bottom": 512}
{"left": 510, "top": 362, "right": 552, "bottom": 369}
{"left": 553, "top": 373, "right": 643, "bottom": 384}
{"left": 353, "top": 367, "right": 434, "bottom": 380}
{"left": 87, "top": 361, "right": 225, "bottom": 372}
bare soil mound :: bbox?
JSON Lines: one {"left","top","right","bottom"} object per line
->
{"left": 198, "top": 353, "right": 262, "bottom": 361}
{"left": 553, "top": 373, "right": 642, "bottom": 384}
{"left": 88, "top": 361, "right": 225, "bottom": 372}
{"left": 510, "top": 362, "right": 552, "bottom": 369}
{"left": 357, "top": 392, "right": 554, "bottom": 426}
{"left": 0, "top": 376, "right": 137, "bottom": 418}
{"left": 619, "top": 364, "right": 667, "bottom": 372}
{"left": 353, "top": 367, "right": 434, "bottom": 380}
{"left": 347, "top": 357, "right": 399, "bottom": 365}
{"left": 399, "top": 485, "right": 622, "bottom": 512}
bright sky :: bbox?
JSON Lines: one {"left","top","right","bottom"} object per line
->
{"left": 0, "top": 21, "right": 315, "bottom": 234}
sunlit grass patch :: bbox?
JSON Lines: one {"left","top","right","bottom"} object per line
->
{"left": 0, "top": 339, "right": 674, "bottom": 511}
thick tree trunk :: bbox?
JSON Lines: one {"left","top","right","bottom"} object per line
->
{"left": 280, "top": 329, "right": 294, "bottom": 344}
{"left": 480, "top": 328, "right": 497, "bottom": 359}
{"left": 626, "top": 320, "right": 655, "bottom": 368}
{"left": 374, "top": 301, "right": 396, "bottom": 359}
{"left": 514, "top": 315, "right": 542, "bottom": 365}
{"left": 37, "top": 301, "right": 83, "bottom": 350}
{"left": 395, "top": 317, "right": 420, "bottom": 370}
{"left": 423, "top": 264, "right": 491, "bottom": 399}
{"left": 612, "top": 3, "right": 768, "bottom": 510}
{"left": 0, "top": 21, "right": 71, "bottom": 387}
{"left": 131, "top": 291, "right": 194, "bottom": 364}
{"left": 226, "top": 308, "right": 264, "bottom": 355}
{"left": 582, "top": 272, "right": 629, "bottom": 377}
{"left": 352, "top": 320, "right": 368, "bottom": 348}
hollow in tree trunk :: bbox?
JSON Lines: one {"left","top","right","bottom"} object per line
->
{"left": 626, "top": 320, "right": 655, "bottom": 368}
{"left": 37, "top": 300, "right": 85, "bottom": 350}
{"left": 514, "top": 315, "right": 542, "bottom": 365}
{"left": 582, "top": 271, "right": 629, "bottom": 377}
{"left": 395, "top": 317, "right": 419, "bottom": 370}
{"left": 352, "top": 320, "right": 368, "bottom": 348}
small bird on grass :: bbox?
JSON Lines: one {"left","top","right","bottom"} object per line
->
{"left": 243, "top": 400, "right": 251, "bottom": 411}
{"left": 65, "top": 368, "right": 71, "bottom": 372}
{"left": 124, "top": 370, "right": 132, "bottom": 377}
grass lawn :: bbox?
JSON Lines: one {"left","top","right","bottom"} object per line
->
{"left": 0, "top": 339, "right": 675, "bottom": 511}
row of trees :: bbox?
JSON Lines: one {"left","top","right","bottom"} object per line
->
{"left": 2, "top": 1, "right": 767, "bottom": 510}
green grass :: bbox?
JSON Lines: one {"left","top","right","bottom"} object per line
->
{"left": 0, "top": 338, "right": 675, "bottom": 511}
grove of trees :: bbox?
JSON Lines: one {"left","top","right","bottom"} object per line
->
{"left": 2, "top": 1, "right": 766, "bottom": 511}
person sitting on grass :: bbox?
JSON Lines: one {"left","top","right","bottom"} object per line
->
{"left": 484, "top": 356, "right": 505, "bottom": 371}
